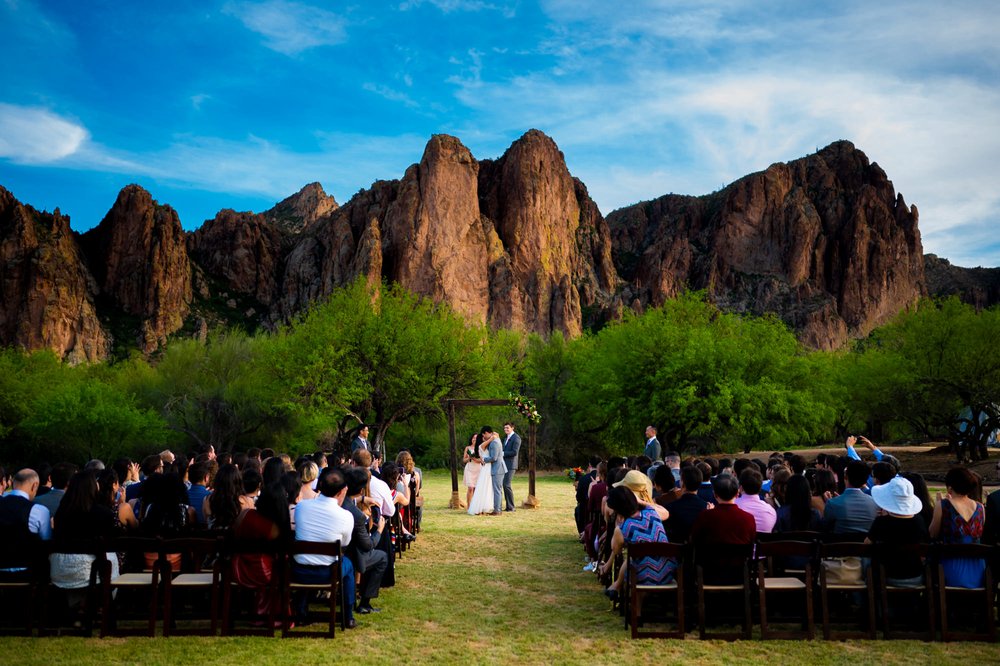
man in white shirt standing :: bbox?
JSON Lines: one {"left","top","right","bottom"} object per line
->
{"left": 292, "top": 466, "right": 356, "bottom": 628}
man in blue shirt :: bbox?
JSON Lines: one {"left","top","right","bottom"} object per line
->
{"left": 822, "top": 460, "right": 877, "bottom": 534}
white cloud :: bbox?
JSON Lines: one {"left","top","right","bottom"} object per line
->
{"left": 362, "top": 82, "right": 420, "bottom": 109}
{"left": 190, "top": 94, "right": 212, "bottom": 110}
{"left": 0, "top": 103, "right": 88, "bottom": 164}
{"left": 398, "top": 0, "right": 517, "bottom": 16}
{"left": 223, "top": 1, "right": 346, "bottom": 55}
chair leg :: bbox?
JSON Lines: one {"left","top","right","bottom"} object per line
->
{"left": 759, "top": 583, "right": 769, "bottom": 639}
{"left": 742, "top": 573, "right": 752, "bottom": 640}
{"left": 697, "top": 570, "right": 707, "bottom": 640}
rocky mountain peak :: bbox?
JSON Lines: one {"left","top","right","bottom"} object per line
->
{"left": 81, "top": 184, "right": 192, "bottom": 353}
{"left": 263, "top": 182, "right": 338, "bottom": 233}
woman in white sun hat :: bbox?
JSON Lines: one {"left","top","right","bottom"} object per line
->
{"left": 866, "top": 476, "right": 930, "bottom": 587}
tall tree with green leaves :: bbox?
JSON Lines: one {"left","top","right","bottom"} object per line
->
{"left": 266, "top": 279, "right": 515, "bottom": 457}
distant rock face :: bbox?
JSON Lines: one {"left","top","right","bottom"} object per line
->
{"left": 81, "top": 185, "right": 192, "bottom": 353}
{"left": 0, "top": 187, "right": 108, "bottom": 362}
{"left": 607, "top": 141, "right": 926, "bottom": 349}
{"left": 0, "top": 135, "right": 965, "bottom": 361}
{"left": 277, "top": 130, "right": 619, "bottom": 336}
{"left": 925, "top": 254, "right": 1000, "bottom": 308}
{"left": 263, "top": 182, "right": 338, "bottom": 234}
{"left": 188, "top": 209, "right": 285, "bottom": 306}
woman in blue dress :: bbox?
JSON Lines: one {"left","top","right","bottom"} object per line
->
{"left": 598, "top": 482, "right": 673, "bottom": 602}
{"left": 930, "top": 467, "right": 985, "bottom": 588}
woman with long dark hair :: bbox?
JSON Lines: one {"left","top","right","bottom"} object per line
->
{"left": 205, "top": 464, "right": 243, "bottom": 530}
{"left": 50, "top": 472, "right": 120, "bottom": 603}
{"left": 776, "top": 475, "right": 822, "bottom": 532}
{"left": 232, "top": 482, "right": 290, "bottom": 624}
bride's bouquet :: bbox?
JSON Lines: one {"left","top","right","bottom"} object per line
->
{"left": 565, "top": 467, "right": 584, "bottom": 481}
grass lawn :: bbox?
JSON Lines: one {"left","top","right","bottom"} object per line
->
{"left": 3, "top": 470, "right": 998, "bottom": 664}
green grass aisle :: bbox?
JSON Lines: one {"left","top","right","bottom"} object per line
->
{"left": 3, "top": 470, "right": 998, "bottom": 665}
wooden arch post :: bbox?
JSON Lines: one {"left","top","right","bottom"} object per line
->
{"left": 445, "top": 398, "right": 540, "bottom": 510}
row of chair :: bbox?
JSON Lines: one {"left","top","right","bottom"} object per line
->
{"left": 0, "top": 536, "right": 348, "bottom": 638}
{"left": 615, "top": 536, "right": 997, "bottom": 642}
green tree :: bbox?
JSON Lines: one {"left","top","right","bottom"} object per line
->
{"left": 859, "top": 298, "right": 1000, "bottom": 461}
{"left": 560, "top": 293, "right": 834, "bottom": 454}
{"left": 266, "top": 279, "right": 514, "bottom": 456}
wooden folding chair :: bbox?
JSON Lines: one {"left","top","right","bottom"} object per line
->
{"left": 756, "top": 540, "right": 815, "bottom": 639}
{"left": 40, "top": 539, "right": 109, "bottom": 637}
{"left": 934, "top": 542, "right": 996, "bottom": 642}
{"left": 626, "top": 542, "right": 685, "bottom": 639}
{"left": 101, "top": 536, "right": 163, "bottom": 637}
{"left": 694, "top": 543, "right": 754, "bottom": 640}
{"left": 873, "top": 542, "right": 935, "bottom": 641}
{"left": 162, "top": 536, "right": 224, "bottom": 636}
{"left": 0, "top": 537, "right": 45, "bottom": 635}
{"left": 220, "top": 538, "right": 284, "bottom": 637}
{"left": 281, "top": 540, "right": 344, "bottom": 638}
{"left": 818, "top": 541, "right": 876, "bottom": 640}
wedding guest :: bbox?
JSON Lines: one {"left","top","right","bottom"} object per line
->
{"left": 279, "top": 471, "right": 303, "bottom": 530}
{"left": 240, "top": 468, "right": 263, "bottom": 509}
{"left": 35, "top": 462, "right": 77, "bottom": 516}
{"left": 599, "top": 486, "right": 674, "bottom": 602}
{"left": 822, "top": 460, "right": 877, "bottom": 535}
{"left": 766, "top": 467, "right": 792, "bottom": 509}
{"left": 695, "top": 462, "right": 715, "bottom": 505}
{"left": 292, "top": 467, "right": 355, "bottom": 628}
{"left": 662, "top": 466, "right": 709, "bottom": 543}
{"left": 929, "top": 468, "right": 985, "bottom": 588}
{"left": 232, "top": 482, "right": 289, "bottom": 622}
{"left": 297, "top": 461, "right": 320, "bottom": 501}
{"left": 49, "top": 472, "right": 119, "bottom": 610}
{"left": 653, "top": 464, "right": 681, "bottom": 506}
{"left": 343, "top": 466, "right": 388, "bottom": 614}
{"left": 866, "top": 476, "right": 929, "bottom": 587}
{"left": 205, "top": 464, "right": 243, "bottom": 530}
{"left": 187, "top": 462, "right": 212, "bottom": 527}
{"left": 734, "top": 468, "right": 775, "bottom": 534}
{"left": 690, "top": 474, "right": 756, "bottom": 584}
{"left": 575, "top": 456, "right": 601, "bottom": 533}
{"left": 0, "top": 468, "right": 51, "bottom": 579}
{"left": 901, "top": 472, "right": 935, "bottom": 529}
{"left": 776, "top": 475, "right": 822, "bottom": 532}
{"left": 811, "top": 469, "right": 839, "bottom": 514}
{"left": 643, "top": 426, "right": 661, "bottom": 462}
{"left": 137, "top": 473, "right": 194, "bottom": 570}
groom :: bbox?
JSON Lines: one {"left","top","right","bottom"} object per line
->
{"left": 480, "top": 426, "right": 507, "bottom": 516}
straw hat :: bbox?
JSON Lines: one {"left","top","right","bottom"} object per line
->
{"left": 870, "top": 476, "right": 923, "bottom": 516}
{"left": 613, "top": 470, "right": 653, "bottom": 503}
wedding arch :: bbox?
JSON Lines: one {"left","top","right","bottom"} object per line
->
{"left": 445, "top": 398, "right": 539, "bottom": 510}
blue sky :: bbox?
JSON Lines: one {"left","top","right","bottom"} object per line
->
{"left": 1, "top": 0, "right": 997, "bottom": 266}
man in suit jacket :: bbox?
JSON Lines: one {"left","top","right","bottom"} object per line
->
{"left": 643, "top": 425, "right": 661, "bottom": 462}
{"left": 343, "top": 467, "right": 388, "bottom": 614}
{"left": 479, "top": 426, "right": 507, "bottom": 515}
{"left": 501, "top": 422, "right": 522, "bottom": 512}
{"left": 823, "top": 460, "right": 877, "bottom": 534}
{"left": 352, "top": 426, "right": 375, "bottom": 457}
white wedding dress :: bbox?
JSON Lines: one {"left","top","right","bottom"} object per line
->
{"left": 467, "top": 451, "right": 494, "bottom": 515}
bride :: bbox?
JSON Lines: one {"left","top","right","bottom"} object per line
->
{"left": 467, "top": 431, "right": 496, "bottom": 515}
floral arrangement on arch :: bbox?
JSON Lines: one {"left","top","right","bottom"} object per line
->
{"left": 508, "top": 392, "right": 541, "bottom": 424}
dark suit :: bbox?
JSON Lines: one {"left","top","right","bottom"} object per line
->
{"left": 663, "top": 493, "right": 709, "bottom": 543}
{"left": 643, "top": 436, "right": 661, "bottom": 461}
{"left": 501, "top": 432, "right": 521, "bottom": 510}
{"left": 984, "top": 489, "right": 1000, "bottom": 545}
{"left": 344, "top": 499, "right": 388, "bottom": 601}
{"left": 575, "top": 470, "right": 596, "bottom": 532}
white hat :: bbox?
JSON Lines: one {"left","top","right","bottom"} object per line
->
{"left": 870, "top": 476, "right": 923, "bottom": 516}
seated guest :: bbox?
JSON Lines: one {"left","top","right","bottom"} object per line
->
{"left": 126, "top": 454, "right": 164, "bottom": 502}
{"left": 613, "top": 470, "right": 669, "bottom": 522}
{"left": 776, "top": 475, "right": 822, "bottom": 533}
{"left": 823, "top": 460, "right": 877, "bottom": 535}
{"left": 929, "top": 468, "right": 985, "bottom": 588}
{"left": 695, "top": 462, "right": 715, "bottom": 505}
{"left": 0, "top": 468, "right": 52, "bottom": 579}
{"left": 599, "top": 486, "right": 675, "bottom": 602}
{"left": 343, "top": 467, "right": 388, "bottom": 614}
{"left": 690, "top": 474, "right": 756, "bottom": 584}
{"left": 765, "top": 466, "right": 791, "bottom": 508}
{"left": 985, "top": 487, "right": 1000, "bottom": 545}
{"left": 35, "top": 462, "right": 77, "bottom": 516}
{"left": 734, "top": 468, "right": 776, "bottom": 534}
{"left": 901, "top": 472, "right": 935, "bottom": 529}
{"left": 205, "top": 465, "right": 243, "bottom": 530}
{"left": 262, "top": 457, "right": 286, "bottom": 489}
{"left": 292, "top": 467, "right": 356, "bottom": 628}
{"left": 232, "top": 482, "right": 290, "bottom": 622}
{"left": 866, "top": 476, "right": 929, "bottom": 587}
{"left": 653, "top": 464, "right": 681, "bottom": 506}
{"left": 240, "top": 468, "right": 263, "bottom": 509}
{"left": 575, "top": 456, "right": 601, "bottom": 534}
{"left": 582, "top": 462, "right": 608, "bottom": 569}
{"left": 663, "top": 466, "right": 709, "bottom": 543}
{"left": 187, "top": 462, "right": 212, "bottom": 527}
{"left": 811, "top": 469, "right": 839, "bottom": 514}
{"left": 137, "top": 473, "right": 195, "bottom": 570}
{"left": 279, "top": 471, "right": 303, "bottom": 530}
{"left": 382, "top": 462, "right": 415, "bottom": 542}
{"left": 297, "top": 461, "right": 320, "bottom": 501}
{"left": 50, "top": 472, "right": 120, "bottom": 611}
